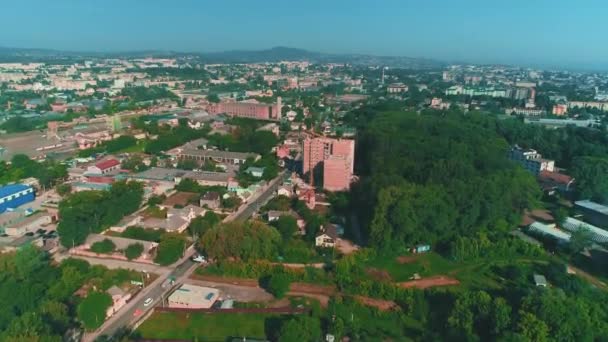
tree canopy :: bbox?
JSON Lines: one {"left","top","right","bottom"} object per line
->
{"left": 349, "top": 109, "right": 541, "bottom": 250}
{"left": 57, "top": 181, "right": 144, "bottom": 247}
{"left": 200, "top": 221, "right": 281, "bottom": 261}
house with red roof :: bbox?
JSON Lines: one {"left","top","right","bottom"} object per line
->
{"left": 86, "top": 159, "right": 121, "bottom": 175}
{"left": 538, "top": 170, "right": 575, "bottom": 193}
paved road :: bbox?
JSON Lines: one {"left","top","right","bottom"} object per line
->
{"left": 233, "top": 171, "right": 289, "bottom": 221}
{"left": 87, "top": 172, "right": 287, "bottom": 341}
{"left": 85, "top": 249, "right": 197, "bottom": 342}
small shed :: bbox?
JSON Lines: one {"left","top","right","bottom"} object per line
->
{"left": 533, "top": 274, "right": 548, "bottom": 287}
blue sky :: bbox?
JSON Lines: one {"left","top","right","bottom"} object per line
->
{"left": 1, "top": 0, "right": 607, "bottom": 69}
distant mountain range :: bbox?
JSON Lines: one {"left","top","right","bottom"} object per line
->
{"left": 0, "top": 46, "right": 444, "bottom": 69}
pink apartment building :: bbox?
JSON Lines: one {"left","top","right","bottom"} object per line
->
{"left": 303, "top": 137, "right": 355, "bottom": 191}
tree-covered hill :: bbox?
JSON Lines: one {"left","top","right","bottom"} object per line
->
{"left": 349, "top": 109, "right": 541, "bottom": 250}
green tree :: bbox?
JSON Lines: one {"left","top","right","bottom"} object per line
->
{"left": 569, "top": 226, "right": 593, "bottom": 255}
{"left": 188, "top": 211, "right": 220, "bottom": 238}
{"left": 90, "top": 239, "right": 116, "bottom": 254}
{"left": 77, "top": 292, "right": 112, "bottom": 331}
{"left": 154, "top": 233, "right": 186, "bottom": 266}
{"left": 262, "top": 273, "right": 291, "bottom": 298}
{"left": 278, "top": 316, "right": 321, "bottom": 342}
{"left": 124, "top": 243, "right": 144, "bottom": 260}
{"left": 571, "top": 156, "right": 608, "bottom": 202}
{"left": 517, "top": 311, "right": 549, "bottom": 342}
{"left": 272, "top": 215, "right": 298, "bottom": 241}
{"left": 55, "top": 183, "right": 72, "bottom": 196}
{"left": 201, "top": 221, "right": 280, "bottom": 261}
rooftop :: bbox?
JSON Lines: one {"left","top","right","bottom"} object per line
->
{"left": 575, "top": 200, "right": 608, "bottom": 215}
{"left": 168, "top": 284, "right": 220, "bottom": 306}
{"left": 0, "top": 184, "right": 32, "bottom": 198}
{"left": 180, "top": 148, "right": 259, "bottom": 161}
{"left": 95, "top": 159, "right": 120, "bottom": 170}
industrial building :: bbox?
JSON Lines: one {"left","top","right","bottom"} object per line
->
{"left": 561, "top": 217, "right": 608, "bottom": 244}
{"left": 574, "top": 200, "right": 608, "bottom": 229}
{"left": 0, "top": 184, "right": 35, "bottom": 214}
{"left": 167, "top": 284, "right": 220, "bottom": 309}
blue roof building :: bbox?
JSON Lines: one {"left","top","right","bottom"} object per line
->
{"left": 0, "top": 184, "right": 35, "bottom": 214}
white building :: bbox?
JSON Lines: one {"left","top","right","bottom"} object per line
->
{"left": 508, "top": 146, "right": 555, "bottom": 175}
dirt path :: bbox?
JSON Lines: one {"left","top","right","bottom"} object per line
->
{"left": 568, "top": 264, "right": 608, "bottom": 290}
{"left": 397, "top": 276, "right": 460, "bottom": 289}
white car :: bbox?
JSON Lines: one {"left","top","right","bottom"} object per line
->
{"left": 143, "top": 298, "right": 153, "bottom": 307}
{"left": 192, "top": 255, "right": 206, "bottom": 263}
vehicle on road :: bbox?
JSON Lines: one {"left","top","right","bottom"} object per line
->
{"left": 133, "top": 309, "right": 143, "bottom": 317}
{"left": 191, "top": 254, "right": 206, "bottom": 263}
{"left": 144, "top": 298, "right": 153, "bottom": 306}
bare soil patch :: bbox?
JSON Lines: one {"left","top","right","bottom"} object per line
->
{"left": 397, "top": 275, "right": 460, "bottom": 289}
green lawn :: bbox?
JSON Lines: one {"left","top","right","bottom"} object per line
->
{"left": 363, "top": 252, "right": 456, "bottom": 282}
{"left": 137, "top": 311, "right": 277, "bottom": 341}
{"left": 115, "top": 140, "right": 148, "bottom": 153}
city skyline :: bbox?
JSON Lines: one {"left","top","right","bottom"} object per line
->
{"left": 2, "top": 0, "right": 608, "bottom": 70}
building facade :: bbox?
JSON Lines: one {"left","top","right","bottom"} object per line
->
{"left": 303, "top": 137, "right": 354, "bottom": 191}
{"left": 508, "top": 146, "right": 555, "bottom": 175}
{"left": 209, "top": 97, "right": 282, "bottom": 120}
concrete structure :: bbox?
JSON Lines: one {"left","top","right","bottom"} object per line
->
{"left": 303, "top": 137, "right": 354, "bottom": 191}
{"left": 0, "top": 184, "right": 35, "bottom": 214}
{"left": 323, "top": 156, "right": 352, "bottom": 191}
{"left": 574, "top": 200, "right": 608, "bottom": 229}
{"left": 552, "top": 104, "right": 568, "bottom": 116}
{"left": 210, "top": 97, "right": 282, "bottom": 120}
{"left": 87, "top": 159, "right": 121, "bottom": 175}
{"left": 167, "top": 284, "right": 220, "bottom": 309}
{"left": 179, "top": 149, "right": 259, "bottom": 166}
{"left": 387, "top": 83, "right": 408, "bottom": 93}
{"left": 5, "top": 211, "right": 53, "bottom": 236}
{"left": 508, "top": 146, "right": 554, "bottom": 175}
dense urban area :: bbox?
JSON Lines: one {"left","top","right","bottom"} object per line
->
{"left": 3, "top": 47, "right": 608, "bottom": 342}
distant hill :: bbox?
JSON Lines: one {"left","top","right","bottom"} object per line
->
{"left": 0, "top": 46, "right": 444, "bottom": 69}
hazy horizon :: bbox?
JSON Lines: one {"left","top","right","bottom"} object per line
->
{"left": 2, "top": 0, "right": 607, "bottom": 70}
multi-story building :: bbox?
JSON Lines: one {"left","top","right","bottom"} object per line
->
{"left": 209, "top": 97, "right": 282, "bottom": 120}
{"left": 387, "top": 83, "right": 408, "bottom": 93}
{"left": 552, "top": 104, "right": 568, "bottom": 116}
{"left": 508, "top": 146, "right": 555, "bottom": 175}
{"left": 303, "top": 137, "right": 354, "bottom": 191}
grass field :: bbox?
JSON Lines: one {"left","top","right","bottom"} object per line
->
{"left": 363, "top": 252, "right": 456, "bottom": 282}
{"left": 137, "top": 311, "right": 279, "bottom": 341}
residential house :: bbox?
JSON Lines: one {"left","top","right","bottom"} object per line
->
{"left": 245, "top": 167, "right": 265, "bottom": 178}
{"left": 86, "top": 159, "right": 121, "bottom": 175}
{"left": 277, "top": 185, "right": 293, "bottom": 197}
{"left": 315, "top": 224, "right": 338, "bottom": 248}
{"left": 200, "top": 191, "right": 221, "bottom": 209}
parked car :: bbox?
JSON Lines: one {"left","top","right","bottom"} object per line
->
{"left": 144, "top": 298, "right": 153, "bottom": 307}
{"left": 191, "top": 254, "right": 207, "bottom": 263}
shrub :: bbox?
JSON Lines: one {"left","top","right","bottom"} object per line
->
{"left": 90, "top": 239, "right": 116, "bottom": 254}
{"left": 125, "top": 243, "right": 144, "bottom": 260}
